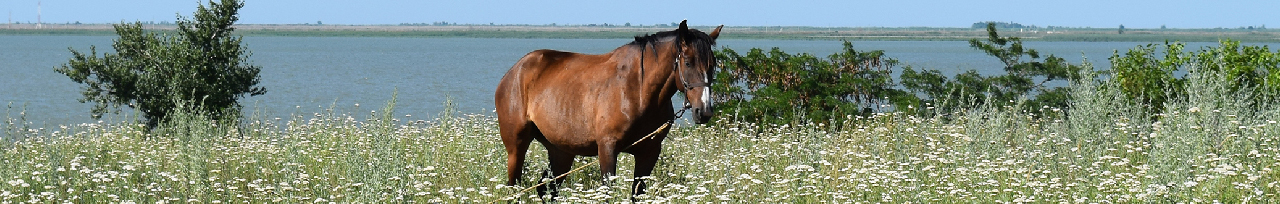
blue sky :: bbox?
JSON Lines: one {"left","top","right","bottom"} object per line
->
{"left": 2, "top": 0, "right": 1275, "bottom": 28}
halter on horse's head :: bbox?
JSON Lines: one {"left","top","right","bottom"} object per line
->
{"left": 665, "top": 20, "right": 722, "bottom": 124}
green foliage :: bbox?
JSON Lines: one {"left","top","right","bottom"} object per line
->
{"left": 901, "top": 23, "right": 1085, "bottom": 115}
{"left": 899, "top": 68, "right": 987, "bottom": 114}
{"left": 1108, "top": 41, "right": 1189, "bottom": 113}
{"left": 713, "top": 41, "right": 908, "bottom": 124}
{"left": 1192, "top": 40, "right": 1280, "bottom": 94}
{"left": 1109, "top": 40, "right": 1280, "bottom": 114}
{"left": 53, "top": 0, "right": 264, "bottom": 127}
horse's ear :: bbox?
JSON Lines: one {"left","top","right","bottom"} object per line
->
{"left": 709, "top": 25, "right": 724, "bottom": 40}
{"left": 677, "top": 20, "right": 688, "bottom": 33}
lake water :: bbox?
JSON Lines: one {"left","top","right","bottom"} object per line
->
{"left": 3, "top": 35, "right": 1277, "bottom": 128}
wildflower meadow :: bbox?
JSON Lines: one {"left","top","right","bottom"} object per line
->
{"left": 4, "top": 62, "right": 1279, "bottom": 203}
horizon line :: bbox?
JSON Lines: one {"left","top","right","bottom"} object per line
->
{"left": 0, "top": 22, "right": 1271, "bottom": 30}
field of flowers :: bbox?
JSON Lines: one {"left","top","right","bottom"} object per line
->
{"left": 3, "top": 64, "right": 1279, "bottom": 203}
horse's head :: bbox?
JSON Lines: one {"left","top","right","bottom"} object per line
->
{"left": 673, "top": 20, "right": 722, "bottom": 124}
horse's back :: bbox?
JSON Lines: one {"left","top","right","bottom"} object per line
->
{"left": 512, "top": 49, "right": 577, "bottom": 74}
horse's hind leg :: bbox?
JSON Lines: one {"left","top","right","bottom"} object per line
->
{"left": 500, "top": 121, "right": 535, "bottom": 187}
{"left": 537, "top": 147, "right": 575, "bottom": 201}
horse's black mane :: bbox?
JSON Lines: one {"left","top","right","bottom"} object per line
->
{"left": 628, "top": 28, "right": 716, "bottom": 63}
{"left": 628, "top": 29, "right": 715, "bottom": 48}
{"left": 629, "top": 30, "right": 677, "bottom": 46}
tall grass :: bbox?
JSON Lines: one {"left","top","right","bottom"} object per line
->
{"left": 3, "top": 61, "right": 1278, "bottom": 203}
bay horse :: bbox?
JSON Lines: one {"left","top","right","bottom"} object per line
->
{"left": 495, "top": 20, "right": 721, "bottom": 200}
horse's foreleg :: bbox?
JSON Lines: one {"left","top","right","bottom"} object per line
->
{"left": 595, "top": 140, "right": 626, "bottom": 203}
{"left": 597, "top": 140, "right": 619, "bottom": 180}
{"left": 631, "top": 148, "right": 661, "bottom": 199}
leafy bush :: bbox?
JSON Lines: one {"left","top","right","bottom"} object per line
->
{"left": 1107, "top": 42, "right": 1189, "bottom": 113}
{"left": 715, "top": 24, "right": 1089, "bottom": 123}
{"left": 54, "top": 0, "right": 264, "bottom": 127}
{"left": 1108, "top": 40, "right": 1279, "bottom": 114}
{"left": 1191, "top": 41, "right": 1280, "bottom": 95}
{"left": 712, "top": 41, "right": 909, "bottom": 124}
{"left": 900, "top": 23, "right": 1085, "bottom": 115}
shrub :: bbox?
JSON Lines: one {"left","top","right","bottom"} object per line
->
{"left": 1108, "top": 41, "right": 1189, "bottom": 114}
{"left": 901, "top": 23, "right": 1086, "bottom": 116}
{"left": 713, "top": 41, "right": 909, "bottom": 124}
{"left": 54, "top": 0, "right": 264, "bottom": 127}
{"left": 1108, "top": 40, "right": 1279, "bottom": 114}
{"left": 1191, "top": 40, "right": 1280, "bottom": 96}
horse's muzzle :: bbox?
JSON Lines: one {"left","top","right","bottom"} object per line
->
{"left": 691, "top": 106, "right": 713, "bottom": 124}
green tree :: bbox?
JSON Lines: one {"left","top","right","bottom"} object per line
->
{"left": 1109, "top": 40, "right": 1280, "bottom": 114}
{"left": 1193, "top": 40, "right": 1280, "bottom": 93}
{"left": 1108, "top": 41, "right": 1189, "bottom": 114}
{"left": 713, "top": 41, "right": 909, "bottom": 124}
{"left": 54, "top": 0, "right": 264, "bottom": 127}
{"left": 900, "top": 23, "right": 1085, "bottom": 116}
{"left": 899, "top": 67, "right": 990, "bottom": 115}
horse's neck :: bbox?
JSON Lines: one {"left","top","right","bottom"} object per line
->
{"left": 631, "top": 42, "right": 681, "bottom": 112}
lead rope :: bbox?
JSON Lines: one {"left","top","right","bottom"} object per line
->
{"left": 489, "top": 106, "right": 691, "bottom": 203}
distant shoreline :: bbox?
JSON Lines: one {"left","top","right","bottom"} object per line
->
{"left": 3, "top": 24, "right": 1279, "bottom": 42}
